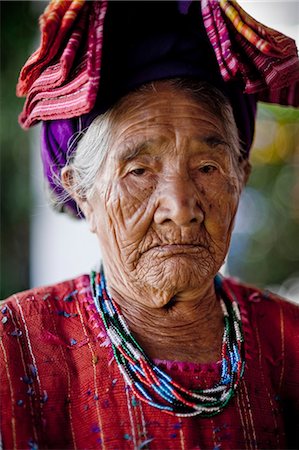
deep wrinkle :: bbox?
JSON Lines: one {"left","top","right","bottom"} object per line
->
{"left": 116, "top": 133, "right": 230, "bottom": 164}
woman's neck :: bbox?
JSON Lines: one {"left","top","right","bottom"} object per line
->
{"left": 108, "top": 282, "right": 224, "bottom": 364}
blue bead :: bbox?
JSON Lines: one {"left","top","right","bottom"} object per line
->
{"left": 233, "top": 344, "right": 240, "bottom": 362}
{"left": 221, "top": 358, "right": 228, "bottom": 378}
{"left": 153, "top": 365, "right": 172, "bottom": 383}
{"left": 135, "top": 382, "right": 152, "bottom": 401}
{"left": 148, "top": 401, "right": 173, "bottom": 412}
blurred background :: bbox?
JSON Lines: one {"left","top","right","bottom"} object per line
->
{"left": 1, "top": 1, "right": 299, "bottom": 302}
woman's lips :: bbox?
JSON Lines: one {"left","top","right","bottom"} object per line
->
{"left": 147, "top": 244, "right": 207, "bottom": 255}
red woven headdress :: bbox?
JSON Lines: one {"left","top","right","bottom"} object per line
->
{"left": 17, "top": 0, "right": 299, "bottom": 129}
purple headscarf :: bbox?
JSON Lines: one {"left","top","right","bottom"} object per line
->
{"left": 41, "top": 111, "right": 101, "bottom": 216}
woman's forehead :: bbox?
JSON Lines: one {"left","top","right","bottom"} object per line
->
{"left": 109, "top": 87, "right": 227, "bottom": 146}
{"left": 115, "top": 83, "right": 221, "bottom": 120}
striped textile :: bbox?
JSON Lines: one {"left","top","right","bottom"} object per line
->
{"left": 17, "top": 0, "right": 87, "bottom": 96}
{"left": 17, "top": 0, "right": 299, "bottom": 129}
{"left": 200, "top": 0, "right": 239, "bottom": 81}
{"left": 220, "top": 0, "right": 299, "bottom": 104}
{"left": 1, "top": 275, "right": 299, "bottom": 449}
{"left": 17, "top": 0, "right": 108, "bottom": 129}
{"left": 201, "top": 0, "right": 299, "bottom": 105}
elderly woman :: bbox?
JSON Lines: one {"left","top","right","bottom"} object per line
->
{"left": 1, "top": 1, "right": 299, "bottom": 449}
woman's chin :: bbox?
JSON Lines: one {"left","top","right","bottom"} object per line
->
{"left": 135, "top": 253, "right": 218, "bottom": 298}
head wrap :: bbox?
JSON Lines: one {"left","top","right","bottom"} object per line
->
{"left": 17, "top": 0, "right": 299, "bottom": 217}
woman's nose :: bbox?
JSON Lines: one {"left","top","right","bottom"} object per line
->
{"left": 154, "top": 176, "right": 204, "bottom": 226}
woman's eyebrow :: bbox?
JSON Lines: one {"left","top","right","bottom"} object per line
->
{"left": 201, "top": 134, "right": 229, "bottom": 148}
{"left": 117, "top": 138, "right": 163, "bottom": 162}
{"left": 116, "top": 134, "right": 228, "bottom": 162}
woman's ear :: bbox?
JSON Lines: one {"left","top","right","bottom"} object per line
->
{"left": 239, "top": 158, "right": 252, "bottom": 187}
{"left": 61, "top": 167, "right": 97, "bottom": 233}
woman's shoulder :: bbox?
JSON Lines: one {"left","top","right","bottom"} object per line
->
{"left": 0, "top": 273, "right": 95, "bottom": 391}
{"left": 224, "top": 275, "right": 299, "bottom": 318}
{"left": 0, "top": 274, "right": 92, "bottom": 336}
{"left": 223, "top": 276, "right": 299, "bottom": 380}
{"left": 224, "top": 275, "right": 299, "bottom": 341}
{"left": 224, "top": 277, "right": 299, "bottom": 436}
{"left": 0, "top": 274, "right": 102, "bottom": 450}
{"left": 1, "top": 274, "right": 90, "bottom": 308}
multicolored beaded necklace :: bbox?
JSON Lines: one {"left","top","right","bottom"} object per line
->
{"left": 90, "top": 269, "right": 245, "bottom": 417}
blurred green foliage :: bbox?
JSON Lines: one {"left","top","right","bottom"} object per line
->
{"left": 228, "top": 105, "right": 299, "bottom": 299}
{"left": 1, "top": 2, "right": 39, "bottom": 299}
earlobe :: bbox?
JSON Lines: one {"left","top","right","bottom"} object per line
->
{"left": 240, "top": 159, "right": 252, "bottom": 187}
{"left": 80, "top": 200, "right": 97, "bottom": 233}
{"left": 61, "top": 166, "right": 97, "bottom": 233}
{"left": 73, "top": 196, "right": 97, "bottom": 234}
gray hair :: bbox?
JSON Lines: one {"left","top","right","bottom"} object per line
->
{"left": 63, "top": 78, "right": 241, "bottom": 205}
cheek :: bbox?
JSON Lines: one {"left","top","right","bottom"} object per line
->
{"left": 117, "top": 176, "right": 156, "bottom": 221}
{"left": 199, "top": 176, "right": 240, "bottom": 238}
{"left": 98, "top": 177, "right": 157, "bottom": 263}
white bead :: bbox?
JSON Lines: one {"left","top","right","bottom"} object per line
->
{"left": 232, "top": 301, "right": 241, "bottom": 321}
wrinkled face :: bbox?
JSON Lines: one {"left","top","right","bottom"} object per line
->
{"left": 83, "top": 86, "right": 244, "bottom": 305}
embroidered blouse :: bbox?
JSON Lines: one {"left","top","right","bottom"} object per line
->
{"left": 1, "top": 275, "right": 298, "bottom": 449}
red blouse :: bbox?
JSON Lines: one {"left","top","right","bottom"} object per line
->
{"left": 1, "top": 275, "right": 298, "bottom": 449}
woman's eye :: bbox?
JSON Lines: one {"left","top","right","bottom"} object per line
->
{"left": 199, "top": 164, "right": 217, "bottom": 174}
{"left": 130, "top": 168, "right": 146, "bottom": 176}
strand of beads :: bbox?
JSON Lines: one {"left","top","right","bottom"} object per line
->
{"left": 90, "top": 269, "right": 245, "bottom": 417}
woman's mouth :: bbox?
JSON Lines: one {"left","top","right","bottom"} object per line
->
{"left": 147, "top": 244, "right": 207, "bottom": 256}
